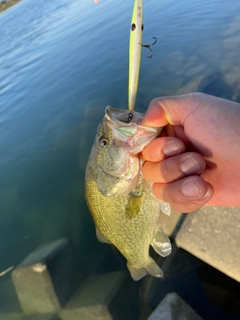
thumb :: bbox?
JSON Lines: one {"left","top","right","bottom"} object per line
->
{"left": 141, "top": 94, "right": 199, "bottom": 128}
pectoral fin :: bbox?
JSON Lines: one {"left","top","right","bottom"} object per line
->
{"left": 125, "top": 193, "right": 143, "bottom": 219}
{"left": 151, "top": 228, "right": 172, "bottom": 257}
{"left": 125, "top": 184, "right": 143, "bottom": 219}
{"left": 96, "top": 227, "right": 110, "bottom": 244}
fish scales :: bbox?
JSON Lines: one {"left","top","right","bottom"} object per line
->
{"left": 86, "top": 170, "right": 160, "bottom": 261}
{"left": 85, "top": 106, "right": 171, "bottom": 280}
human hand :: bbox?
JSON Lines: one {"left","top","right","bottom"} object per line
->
{"left": 141, "top": 93, "right": 240, "bottom": 212}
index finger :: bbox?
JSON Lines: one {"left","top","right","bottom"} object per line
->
{"left": 141, "top": 94, "right": 197, "bottom": 128}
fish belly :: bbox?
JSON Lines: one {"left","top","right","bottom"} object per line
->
{"left": 86, "top": 170, "right": 163, "bottom": 280}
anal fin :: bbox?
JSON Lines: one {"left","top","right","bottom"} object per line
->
{"left": 151, "top": 227, "right": 172, "bottom": 257}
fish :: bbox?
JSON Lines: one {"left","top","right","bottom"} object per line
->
{"left": 85, "top": 106, "right": 171, "bottom": 280}
{"left": 128, "top": 0, "right": 143, "bottom": 112}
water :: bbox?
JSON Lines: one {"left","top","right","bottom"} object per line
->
{"left": 0, "top": 0, "right": 240, "bottom": 318}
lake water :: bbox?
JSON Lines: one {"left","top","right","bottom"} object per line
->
{"left": 1, "top": 0, "right": 240, "bottom": 318}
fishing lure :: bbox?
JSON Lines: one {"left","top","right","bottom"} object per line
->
{"left": 128, "top": 0, "right": 143, "bottom": 113}
{"left": 128, "top": 0, "right": 157, "bottom": 113}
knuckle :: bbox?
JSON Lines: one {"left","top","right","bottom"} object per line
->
{"left": 160, "top": 160, "right": 176, "bottom": 182}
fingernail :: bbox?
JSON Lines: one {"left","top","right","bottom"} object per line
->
{"left": 181, "top": 157, "right": 201, "bottom": 174}
{"left": 162, "top": 142, "right": 181, "bottom": 156}
{"left": 181, "top": 180, "right": 199, "bottom": 197}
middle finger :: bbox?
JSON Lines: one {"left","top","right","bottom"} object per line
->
{"left": 142, "top": 152, "right": 205, "bottom": 183}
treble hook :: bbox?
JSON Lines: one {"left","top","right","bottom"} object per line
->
{"left": 140, "top": 37, "right": 157, "bottom": 58}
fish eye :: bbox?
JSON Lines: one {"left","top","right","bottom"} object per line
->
{"left": 142, "top": 24, "right": 144, "bottom": 30}
{"left": 131, "top": 23, "right": 136, "bottom": 31}
{"left": 98, "top": 137, "right": 108, "bottom": 148}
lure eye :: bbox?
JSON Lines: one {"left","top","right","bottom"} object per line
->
{"left": 131, "top": 23, "right": 136, "bottom": 31}
{"left": 98, "top": 137, "right": 108, "bottom": 148}
{"left": 142, "top": 24, "right": 144, "bottom": 30}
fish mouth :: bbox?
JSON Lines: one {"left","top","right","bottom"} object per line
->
{"left": 105, "top": 105, "right": 160, "bottom": 134}
{"left": 105, "top": 106, "right": 162, "bottom": 155}
{"left": 105, "top": 106, "right": 144, "bottom": 125}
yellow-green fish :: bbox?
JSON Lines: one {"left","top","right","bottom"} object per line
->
{"left": 85, "top": 106, "right": 171, "bottom": 280}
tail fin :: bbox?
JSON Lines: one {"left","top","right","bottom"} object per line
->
{"left": 127, "top": 258, "right": 163, "bottom": 281}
